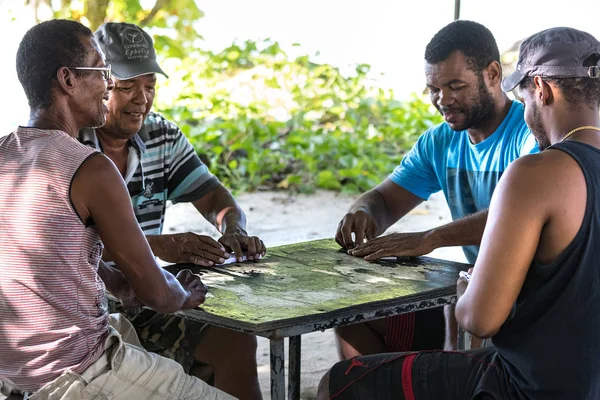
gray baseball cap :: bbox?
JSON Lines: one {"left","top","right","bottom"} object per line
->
{"left": 94, "top": 22, "right": 168, "bottom": 80}
{"left": 502, "top": 27, "right": 600, "bottom": 92}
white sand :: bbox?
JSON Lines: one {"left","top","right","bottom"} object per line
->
{"left": 163, "top": 190, "right": 466, "bottom": 399}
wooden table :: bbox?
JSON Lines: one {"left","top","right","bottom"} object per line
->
{"left": 169, "top": 239, "right": 471, "bottom": 400}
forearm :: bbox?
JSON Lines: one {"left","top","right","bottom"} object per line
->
{"left": 98, "top": 239, "right": 189, "bottom": 313}
{"left": 146, "top": 234, "right": 171, "bottom": 261}
{"left": 195, "top": 186, "right": 247, "bottom": 234}
{"left": 426, "top": 209, "right": 488, "bottom": 249}
{"left": 216, "top": 203, "right": 247, "bottom": 235}
{"left": 97, "top": 258, "right": 185, "bottom": 312}
{"left": 116, "top": 258, "right": 189, "bottom": 313}
{"left": 348, "top": 188, "right": 396, "bottom": 235}
{"left": 97, "top": 260, "right": 128, "bottom": 295}
{"left": 143, "top": 269, "right": 188, "bottom": 313}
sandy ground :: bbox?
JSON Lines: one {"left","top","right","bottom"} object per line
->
{"left": 163, "top": 190, "right": 466, "bottom": 399}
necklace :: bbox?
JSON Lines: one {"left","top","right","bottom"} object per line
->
{"left": 562, "top": 125, "right": 600, "bottom": 142}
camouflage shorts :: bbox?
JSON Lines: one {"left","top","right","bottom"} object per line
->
{"left": 108, "top": 298, "right": 208, "bottom": 374}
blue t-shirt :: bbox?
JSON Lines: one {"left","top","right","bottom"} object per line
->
{"left": 389, "top": 101, "right": 538, "bottom": 263}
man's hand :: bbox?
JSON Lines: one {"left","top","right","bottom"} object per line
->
{"left": 348, "top": 231, "right": 434, "bottom": 261}
{"left": 176, "top": 269, "right": 208, "bottom": 310}
{"left": 455, "top": 268, "right": 486, "bottom": 349}
{"left": 219, "top": 232, "right": 266, "bottom": 262}
{"left": 154, "top": 233, "right": 229, "bottom": 266}
{"left": 335, "top": 207, "right": 378, "bottom": 250}
{"left": 456, "top": 268, "right": 473, "bottom": 300}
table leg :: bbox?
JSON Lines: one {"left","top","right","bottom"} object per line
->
{"left": 457, "top": 326, "right": 472, "bottom": 350}
{"left": 288, "top": 335, "right": 301, "bottom": 400}
{"left": 270, "top": 338, "right": 285, "bottom": 400}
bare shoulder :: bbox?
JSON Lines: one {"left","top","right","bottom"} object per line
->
{"left": 72, "top": 152, "right": 127, "bottom": 203}
{"left": 75, "top": 152, "right": 121, "bottom": 183}
{"left": 508, "top": 149, "right": 581, "bottom": 180}
{"left": 501, "top": 150, "right": 585, "bottom": 200}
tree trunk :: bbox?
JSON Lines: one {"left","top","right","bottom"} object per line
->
{"left": 85, "top": 0, "right": 110, "bottom": 31}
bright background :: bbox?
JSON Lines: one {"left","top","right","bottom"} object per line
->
{"left": 1, "top": 0, "right": 599, "bottom": 134}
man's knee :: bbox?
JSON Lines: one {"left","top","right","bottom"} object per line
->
{"left": 220, "top": 329, "right": 257, "bottom": 356}
{"left": 334, "top": 324, "right": 354, "bottom": 338}
{"left": 335, "top": 321, "right": 374, "bottom": 342}
{"left": 335, "top": 320, "right": 388, "bottom": 359}
{"left": 316, "top": 369, "right": 331, "bottom": 400}
{"left": 336, "top": 319, "right": 385, "bottom": 336}
{"left": 194, "top": 326, "right": 257, "bottom": 364}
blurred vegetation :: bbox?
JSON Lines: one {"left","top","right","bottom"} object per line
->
{"left": 22, "top": 0, "right": 443, "bottom": 193}
{"left": 160, "top": 41, "right": 442, "bottom": 193}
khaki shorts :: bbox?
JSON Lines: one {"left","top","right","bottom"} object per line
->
{"left": 12, "top": 314, "right": 235, "bottom": 400}
{"left": 108, "top": 299, "right": 208, "bottom": 374}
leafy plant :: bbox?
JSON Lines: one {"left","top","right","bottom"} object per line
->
{"left": 20, "top": 0, "right": 443, "bottom": 193}
{"left": 157, "top": 39, "right": 443, "bottom": 193}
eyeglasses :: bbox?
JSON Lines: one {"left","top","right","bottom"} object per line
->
{"left": 68, "top": 64, "right": 112, "bottom": 81}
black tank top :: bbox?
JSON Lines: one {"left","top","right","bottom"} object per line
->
{"left": 493, "top": 141, "right": 600, "bottom": 400}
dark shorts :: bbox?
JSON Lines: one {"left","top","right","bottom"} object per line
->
{"left": 108, "top": 299, "right": 208, "bottom": 374}
{"left": 384, "top": 308, "right": 445, "bottom": 352}
{"left": 329, "top": 347, "right": 515, "bottom": 400}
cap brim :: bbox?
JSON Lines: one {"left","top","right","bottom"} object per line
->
{"left": 501, "top": 70, "right": 526, "bottom": 92}
{"left": 110, "top": 59, "right": 168, "bottom": 80}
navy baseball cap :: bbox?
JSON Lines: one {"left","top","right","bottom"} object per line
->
{"left": 94, "top": 22, "right": 168, "bottom": 80}
{"left": 502, "top": 27, "right": 600, "bottom": 92}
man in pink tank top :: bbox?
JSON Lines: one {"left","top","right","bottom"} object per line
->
{"left": 0, "top": 19, "right": 234, "bottom": 400}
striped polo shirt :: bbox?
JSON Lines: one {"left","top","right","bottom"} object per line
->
{"left": 79, "top": 111, "right": 219, "bottom": 235}
{"left": 0, "top": 128, "right": 109, "bottom": 392}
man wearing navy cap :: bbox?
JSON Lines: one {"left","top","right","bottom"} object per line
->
{"left": 80, "top": 22, "right": 264, "bottom": 400}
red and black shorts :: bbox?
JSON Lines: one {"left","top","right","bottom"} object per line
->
{"left": 328, "top": 347, "right": 515, "bottom": 400}
{"left": 384, "top": 308, "right": 445, "bottom": 352}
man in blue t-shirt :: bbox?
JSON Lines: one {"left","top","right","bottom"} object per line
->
{"left": 334, "top": 20, "right": 538, "bottom": 357}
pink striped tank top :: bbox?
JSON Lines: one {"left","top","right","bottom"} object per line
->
{"left": 0, "top": 127, "right": 109, "bottom": 392}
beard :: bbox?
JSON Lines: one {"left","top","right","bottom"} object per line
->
{"left": 439, "top": 75, "right": 497, "bottom": 132}
{"left": 528, "top": 101, "right": 550, "bottom": 151}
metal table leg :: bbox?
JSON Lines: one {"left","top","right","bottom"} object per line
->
{"left": 457, "top": 326, "right": 466, "bottom": 350}
{"left": 288, "top": 335, "right": 301, "bottom": 400}
{"left": 457, "top": 326, "right": 472, "bottom": 350}
{"left": 270, "top": 338, "right": 285, "bottom": 400}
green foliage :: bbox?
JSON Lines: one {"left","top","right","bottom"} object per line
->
{"left": 29, "top": 0, "right": 203, "bottom": 32}
{"left": 157, "top": 40, "right": 443, "bottom": 193}
{"left": 22, "top": 0, "right": 443, "bottom": 193}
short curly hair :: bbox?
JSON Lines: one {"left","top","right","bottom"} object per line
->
{"left": 425, "top": 20, "right": 500, "bottom": 73}
{"left": 16, "top": 19, "right": 93, "bottom": 110}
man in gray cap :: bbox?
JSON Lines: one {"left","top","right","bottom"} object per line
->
{"left": 80, "top": 22, "right": 264, "bottom": 399}
{"left": 317, "top": 26, "right": 600, "bottom": 400}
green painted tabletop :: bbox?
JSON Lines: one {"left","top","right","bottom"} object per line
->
{"left": 170, "top": 239, "right": 471, "bottom": 334}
